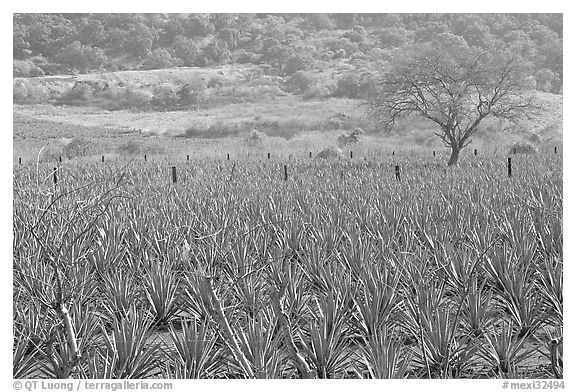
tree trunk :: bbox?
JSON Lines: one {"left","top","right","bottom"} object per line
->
{"left": 447, "top": 146, "right": 461, "bottom": 166}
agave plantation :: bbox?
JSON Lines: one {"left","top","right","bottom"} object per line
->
{"left": 13, "top": 12, "right": 562, "bottom": 381}
{"left": 13, "top": 151, "right": 562, "bottom": 379}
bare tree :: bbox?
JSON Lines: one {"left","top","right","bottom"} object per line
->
{"left": 366, "top": 47, "right": 540, "bottom": 165}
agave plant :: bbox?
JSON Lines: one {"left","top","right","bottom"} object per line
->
{"left": 235, "top": 309, "right": 287, "bottom": 378}
{"left": 298, "top": 290, "right": 352, "bottom": 378}
{"left": 167, "top": 316, "right": 223, "bottom": 378}
{"left": 101, "top": 269, "right": 138, "bottom": 321}
{"left": 142, "top": 260, "right": 182, "bottom": 326}
{"left": 99, "top": 307, "right": 163, "bottom": 378}
{"left": 355, "top": 327, "right": 412, "bottom": 379}
{"left": 479, "top": 321, "right": 535, "bottom": 378}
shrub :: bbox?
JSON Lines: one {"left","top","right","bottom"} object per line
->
{"left": 116, "top": 141, "right": 141, "bottom": 155}
{"left": 151, "top": 84, "right": 180, "bottom": 107}
{"left": 337, "top": 128, "right": 364, "bottom": 147}
{"left": 300, "top": 14, "right": 335, "bottom": 31}
{"left": 178, "top": 80, "right": 208, "bottom": 106}
{"left": 235, "top": 49, "right": 261, "bottom": 64}
{"left": 124, "top": 88, "right": 153, "bottom": 108}
{"left": 283, "top": 71, "right": 316, "bottom": 94}
{"left": 59, "top": 83, "right": 93, "bottom": 102}
{"left": 56, "top": 41, "right": 107, "bottom": 72}
{"left": 322, "top": 38, "right": 358, "bottom": 58}
{"left": 171, "top": 36, "right": 199, "bottom": 66}
{"left": 13, "top": 80, "right": 50, "bottom": 103}
{"left": 143, "top": 48, "right": 180, "bottom": 70}
{"left": 283, "top": 53, "right": 315, "bottom": 76}
{"left": 245, "top": 130, "right": 266, "bottom": 147}
{"left": 332, "top": 72, "right": 377, "bottom": 99}
{"left": 525, "top": 133, "right": 543, "bottom": 144}
{"left": 317, "top": 146, "right": 344, "bottom": 159}
{"left": 302, "top": 85, "right": 328, "bottom": 100}
{"left": 509, "top": 140, "right": 538, "bottom": 155}
{"left": 63, "top": 138, "right": 92, "bottom": 159}
{"left": 13, "top": 60, "right": 44, "bottom": 77}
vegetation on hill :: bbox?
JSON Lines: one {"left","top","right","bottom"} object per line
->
{"left": 14, "top": 13, "right": 562, "bottom": 94}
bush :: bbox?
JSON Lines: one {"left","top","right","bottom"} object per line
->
{"left": 245, "top": 130, "right": 266, "bottom": 147}
{"left": 235, "top": 49, "right": 261, "bottom": 64}
{"left": 509, "top": 140, "right": 538, "bottom": 155}
{"left": 63, "top": 138, "right": 92, "bottom": 159}
{"left": 13, "top": 80, "right": 50, "bottom": 103}
{"left": 322, "top": 38, "right": 358, "bottom": 58}
{"left": 300, "top": 14, "right": 335, "bottom": 31}
{"left": 332, "top": 72, "right": 377, "bottom": 99}
{"left": 56, "top": 41, "right": 107, "bottom": 72}
{"left": 124, "top": 88, "right": 153, "bottom": 108}
{"left": 59, "top": 83, "right": 93, "bottom": 102}
{"left": 178, "top": 79, "right": 208, "bottom": 106}
{"left": 283, "top": 71, "right": 316, "bottom": 94}
{"left": 317, "top": 146, "right": 344, "bottom": 159}
{"left": 337, "top": 128, "right": 364, "bottom": 146}
{"left": 116, "top": 140, "right": 141, "bottom": 155}
{"left": 142, "top": 48, "right": 179, "bottom": 70}
{"left": 13, "top": 60, "right": 44, "bottom": 77}
{"left": 151, "top": 83, "right": 180, "bottom": 107}
{"left": 283, "top": 53, "right": 315, "bottom": 75}
{"left": 171, "top": 36, "right": 199, "bottom": 66}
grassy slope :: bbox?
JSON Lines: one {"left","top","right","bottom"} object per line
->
{"left": 13, "top": 66, "right": 563, "bottom": 162}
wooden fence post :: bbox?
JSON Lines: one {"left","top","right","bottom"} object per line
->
{"left": 309, "top": 151, "right": 312, "bottom": 158}
{"left": 284, "top": 165, "right": 288, "bottom": 182}
{"left": 350, "top": 151, "right": 353, "bottom": 159}
{"left": 268, "top": 152, "right": 270, "bottom": 159}
{"left": 554, "top": 146, "right": 557, "bottom": 154}
{"left": 392, "top": 151, "right": 395, "bottom": 156}
{"left": 144, "top": 154, "right": 147, "bottom": 162}
{"left": 53, "top": 167, "right": 58, "bottom": 186}
{"left": 508, "top": 157, "right": 512, "bottom": 178}
{"left": 433, "top": 150, "right": 436, "bottom": 157}
{"left": 18, "top": 157, "right": 21, "bottom": 165}
{"left": 187, "top": 154, "right": 190, "bottom": 161}
{"left": 395, "top": 165, "right": 400, "bottom": 181}
{"left": 101, "top": 155, "right": 104, "bottom": 162}
{"left": 474, "top": 149, "right": 478, "bottom": 156}
{"left": 227, "top": 153, "right": 230, "bottom": 161}
{"left": 172, "top": 166, "right": 177, "bottom": 183}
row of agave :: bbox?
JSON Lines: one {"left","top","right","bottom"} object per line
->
{"left": 13, "top": 152, "right": 562, "bottom": 378}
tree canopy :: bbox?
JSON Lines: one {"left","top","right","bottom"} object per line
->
{"left": 366, "top": 46, "right": 540, "bottom": 165}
